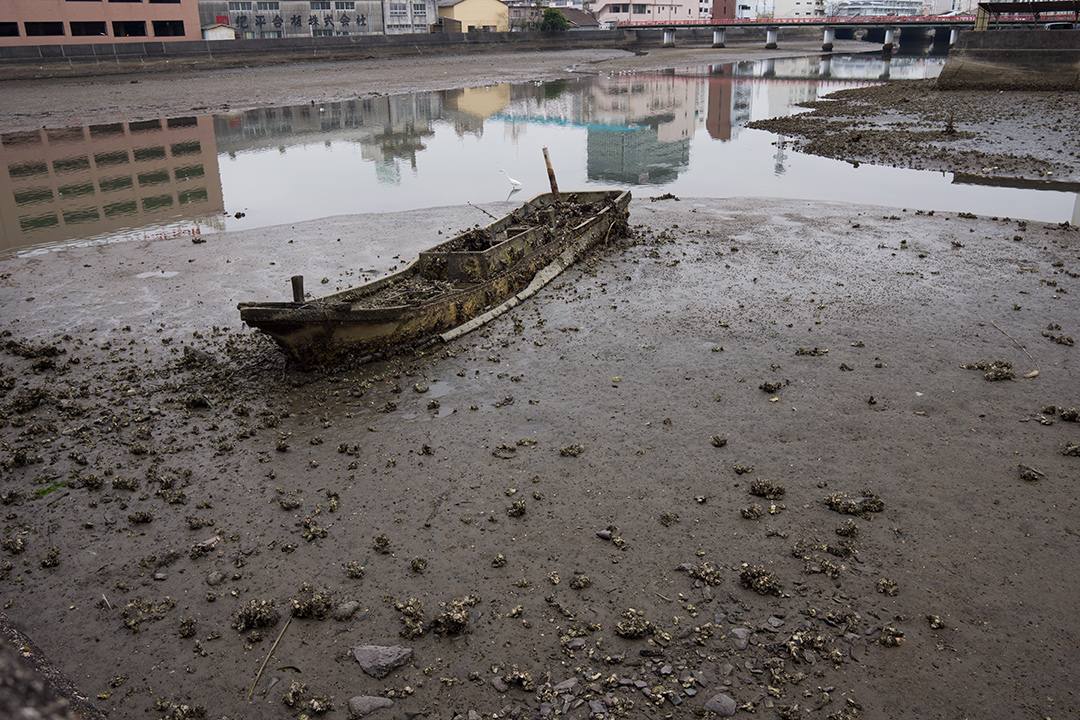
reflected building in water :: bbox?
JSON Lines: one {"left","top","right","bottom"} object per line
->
{"left": 212, "top": 92, "right": 442, "bottom": 180}
{"left": 0, "top": 117, "right": 223, "bottom": 254}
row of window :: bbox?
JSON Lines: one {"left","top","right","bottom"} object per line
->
{"left": 0, "top": 20, "right": 184, "bottom": 38}
{"left": 606, "top": 5, "right": 652, "bottom": 13}
{"left": 14, "top": 166, "right": 206, "bottom": 208}
{"left": 19, "top": 188, "right": 210, "bottom": 233}
{"left": 63, "top": 0, "right": 181, "bottom": 4}
{"left": 229, "top": 1, "right": 355, "bottom": 9}
{"left": 7, "top": 144, "right": 202, "bottom": 181}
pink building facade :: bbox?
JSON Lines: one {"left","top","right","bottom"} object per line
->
{"left": 0, "top": 0, "right": 202, "bottom": 47}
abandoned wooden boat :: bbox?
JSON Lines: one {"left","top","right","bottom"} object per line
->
{"left": 237, "top": 189, "right": 631, "bottom": 366}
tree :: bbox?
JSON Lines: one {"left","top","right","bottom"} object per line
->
{"left": 539, "top": 7, "right": 571, "bottom": 31}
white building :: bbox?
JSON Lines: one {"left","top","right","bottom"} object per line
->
{"left": 594, "top": 0, "right": 700, "bottom": 25}
{"left": 774, "top": 0, "right": 824, "bottom": 18}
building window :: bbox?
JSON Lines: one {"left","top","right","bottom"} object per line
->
{"left": 112, "top": 20, "right": 148, "bottom": 36}
{"left": 310, "top": 1, "right": 330, "bottom": 8}
{"left": 632, "top": 4, "right": 647, "bottom": 13}
{"left": 313, "top": 27, "right": 333, "bottom": 35}
{"left": 335, "top": 1, "right": 355, "bottom": 8}
{"left": 262, "top": 29, "right": 283, "bottom": 37}
{"left": 256, "top": 1, "right": 279, "bottom": 10}
{"left": 70, "top": 21, "right": 108, "bottom": 36}
{"left": 412, "top": 3, "right": 426, "bottom": 13}
{"left": 149, "top": 0, "right": 183, "bottom": 4}
{"left": 389, "top": 3, "right": 408, "bottom": 16}
{"left": 0, "top": 22, "right": 19, "bottom": 37}
{"left": 228, "top": 1, "right": 253, "bottom": 10}
{"left": 24, "top": 22, "right": 66, "bottom": 36}
{"left": 152, "top": 20, "right": 185, "bottom": 36}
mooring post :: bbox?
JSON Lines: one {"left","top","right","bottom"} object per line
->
{"left": 822, "top": 27, "right": 835, "bottom": 51}
{"left": 713, "top": 28, "right": 726, "bottom": 48}
{"left": 882, "top": 26, "right": 895, "bottom": 56}
{"left": 662, "top": 28, "right": 675, "bottom": 47}
{"left": 291, "top": 275, "right": 305, "bottom": 303}
{"left": 542, "top": 146, "right": 560, "bottom": 199}
{"left": 765, "top": 26, "right": 778, "bottom": 50}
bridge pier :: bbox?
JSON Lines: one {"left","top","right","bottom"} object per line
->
{"left": 765, "top": 27, "right": 778, "bottom": 50}
{"left": 713, "top": 28, "right": 726, "bottom": 48}
{"left": 821, "top": 56, "right": 832, "bottom": 77}
{"left": 882, "top": 27, "right": 896, "bottom": 56}
{"left": 949, "top": 27, "right": 959, "bottom": 45}
{"left": 662, "top": 28, "right": 675, "bottom": 48}
{"left": 822, "top": 27, "right": 835, "bottom": 51}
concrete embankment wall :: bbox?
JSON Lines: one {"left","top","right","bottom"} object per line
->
{"left": 938, "top": 29, "right": 1080, "bottom": 90}
{"left": 0, "top": 26, "right": 824, "bottom": 80}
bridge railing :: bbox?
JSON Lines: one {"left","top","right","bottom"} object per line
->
{"left": 614, "top": 15, "right": 979, "bottom": 27}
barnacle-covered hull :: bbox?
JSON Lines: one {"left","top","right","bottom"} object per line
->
{"left": 237, "top": 190, "right": 631, "bottom": 366}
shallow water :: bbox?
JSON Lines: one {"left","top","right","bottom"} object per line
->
{"left": 2, "top": 52, "right": 1076, "bottom": 257}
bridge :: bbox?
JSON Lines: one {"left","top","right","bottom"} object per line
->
{"left": 615, "top": 8, "right": 1078, "bottom": 53}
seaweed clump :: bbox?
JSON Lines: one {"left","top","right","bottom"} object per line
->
{"left": 431, "top": 594, "right": 481, "bottom": 635}
{"left": 824, "top": 489, "right": 884, "bottom": 515}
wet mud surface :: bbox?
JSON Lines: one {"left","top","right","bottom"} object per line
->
{"left": 2, "top": 196, "right": 1079, "bottom": 720}
{"left": 748, "top": 79, "right": 1080, "bottom": 182}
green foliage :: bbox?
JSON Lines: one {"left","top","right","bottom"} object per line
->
{"left": 539, "top": 7, "right": 571, "bottom": 31}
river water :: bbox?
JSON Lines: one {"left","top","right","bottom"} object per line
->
{"left": 2, "top": 52, "right": 1077, "bottom": 257}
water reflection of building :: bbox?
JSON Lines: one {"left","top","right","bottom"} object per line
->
{"left": 212, "top": 93, "right": 442, "bottom": 178}
{"left": 587, "top": 73, "right": 699, "bottom": 184}
{"left": 0, "top": 117, "right": 222, "bottom": 253}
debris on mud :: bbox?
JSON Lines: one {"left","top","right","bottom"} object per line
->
{"left": 733, "top": 462, "right": 754, "bottom": 475}
{"left": 795, "top": 347, "right": 828, "bottom": 356}
{"left": 741, "top": 504, "right": 764, "bottom": 520}
{"left": 739, "top": 564, "right": 782, "bottom": 596}
{"left": 750, "top": 478, "right": 785, "bottom": 500}
{"left": 232, "top": 599, "right": 280, "bottom": 632}
{"left": 290, "top": 583, "right": 335, "bottom": 619}
{"left": 876, "top": 578, "right": 899, "bottom": 596}
{"left": 711, "top": 435, "right": 728, "bottom": 447}
{"left": 961, "top": 359, "right": 1014, "bottom": 381}
{"left": 560, "top": 444, "right": 585, "bottom": 457}
{"left": 1018, "top": 464, "right": 1045, "bottom": 481}
{"left": 824, "top": 490, "right": 884, "bottom": 515}
{"left": 372, "top": 534, "right": 391, "bottom": 554}
{"left": 431, "top": 594, "right": 480, "bottom": 635}
{"left": 394, "top": 596, "right": 426, "bottom": 639}
{"left": 614, "top": 608, "right": 668, "bottom": 640}
{"left": 122, "top": 596, "right": 178, "bottom": 633}
{"left": 684, "top": 560, "right": 724, "bottom": 586}
{"left": 1063, "top": 442, "right": 1080, "bottom": 457}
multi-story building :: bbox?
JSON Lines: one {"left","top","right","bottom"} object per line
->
{"left": 195, "top": 1, "right": 437, "bottom": 37}
{"left": 0, "top": 0, "right": 203, "bottom": 47}
{"left": 593, "top": 0, "right": 701, "bottom": 26}
{"left": 773, "top": 0, "right": 823, "bottom": 17}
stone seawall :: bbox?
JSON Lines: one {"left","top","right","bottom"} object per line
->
{"left": 938, "top": 29, "right": 1080, "bottom": 90}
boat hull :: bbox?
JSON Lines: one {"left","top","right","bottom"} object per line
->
{"left": 238, "top": 190, "right": 630, "bottom": 366}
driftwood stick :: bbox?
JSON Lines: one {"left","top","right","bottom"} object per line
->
{"left": 247, "top": 616, "right": 291, "bottom": 702}
{"left": 989, "top": 320, "right": 1040, "bottom": 377}
{"left": 468, "top": 202, "right": 498, "bottom": 221}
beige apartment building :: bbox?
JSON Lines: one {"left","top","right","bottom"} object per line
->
{"left": 0, "top": 0, "right": 203, "bottom": 46}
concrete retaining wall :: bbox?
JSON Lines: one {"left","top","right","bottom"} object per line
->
{"left": 938, "top": 29, "right": 1080, "bottom": 90}
{"left": 0, "top": 26, "right": 807, "bottom": 80}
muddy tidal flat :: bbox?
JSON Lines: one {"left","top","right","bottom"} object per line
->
{"left": 2, "top": 45, "right": 1080, "bottom": 720}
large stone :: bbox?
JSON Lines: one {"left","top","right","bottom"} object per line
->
{"left": 351, "top": 645, "right": 413, "bottom": 678}
{"left": 704, "top": 693, "right": 737, "bottom": 717}
{"left": 348, "top": 695, "right": 393, "bottom": 718}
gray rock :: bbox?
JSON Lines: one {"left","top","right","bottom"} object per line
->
{"left": 490, "top": 676, "right": 509, "bottom": 693}
{"left": 704, "top": 693, "right": 737, "bottom": 717}
{"left": 348, "top": 695, "right": 393, "bottom": 718}
{"left": 730, "top": 627, "right": 750, "bottom": 650}
{"left": 333, "top": 600, "right": 361, "bottom": 621}
{"left": 351, "top": 645, "right": 413, "bottom": 678}
{"left": 468, "top": 711, "right": 482, "bottom": 720}
{"left": 206, "top": 571, "right": 225, "bottom": 586}
{"left": 553, "top": 678, "right": 579, "bottom": 693}
{"left": 539, "top": 702, "right": 553, "bottom": 717}
{"left": 589, "top": 699, "right": 606, "bottom": 714}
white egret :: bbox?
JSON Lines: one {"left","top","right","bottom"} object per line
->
{"left": 499, "top": 169, "right": 522, "bottom": 190}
